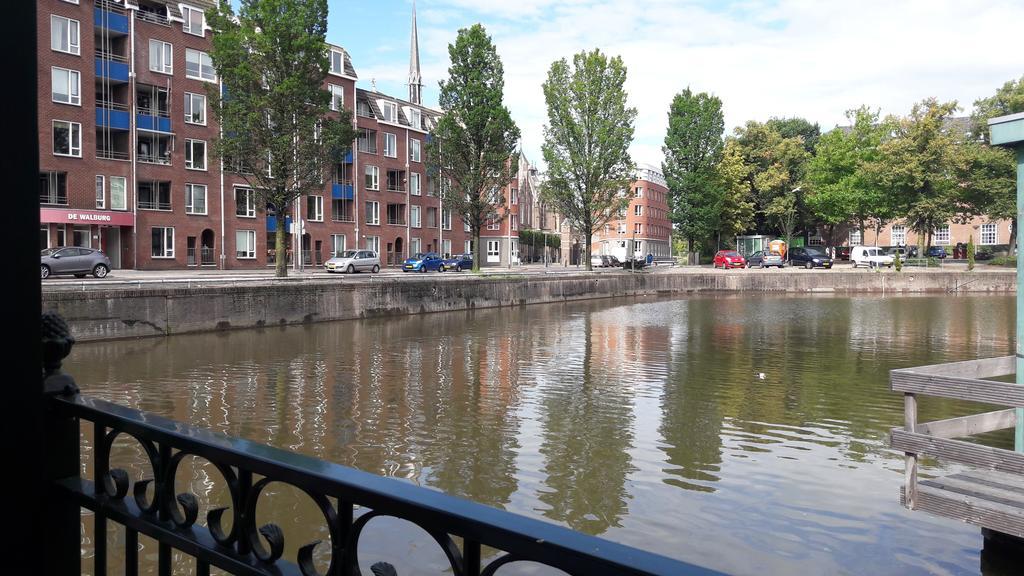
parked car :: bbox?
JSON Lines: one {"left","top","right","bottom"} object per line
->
{"left": 834, "top": 246, "right": 852, "bottom": 261}
{"left": 590, "top": 254, "right": 608, "bottom": 268}
{"left": 606, "top": 255, "right": 622, "bottom": 267}
{"left": 925, "top": 246, "right": 948, "bottom": 259}
{"left": 746, "top": 250, "right": 784, "bottom": 268}
{"left": 850, "top": 246, "right": 894, "bottom": 268}
{"left": 975, "top": 248, "right": 994, "bottom": 261}
{"left": 324, "top": 250, "right": 380, "bottom": 273}
{"left": 887, "top": 247, "right": 909, "bottom": 259}
{"left": 41, "top": 247, "right": 111, "bottom": 279}
{"left": 622, "top": 257, "right": 646, "bottom": 270}
{"left": 403, "top": 252, "right": 444, "bottom": 272}
{"left": 788, "top": 247, "right": 834, "bottom": 269}
{"left": 441, "top": 253, "right": 473, "bottom": 271}
{"left": 713, "top": 250, "right": 746, "bottom": 269}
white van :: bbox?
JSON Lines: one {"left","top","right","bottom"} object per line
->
{"left": 850, "top": 246, "right": 894, "bottom": 268}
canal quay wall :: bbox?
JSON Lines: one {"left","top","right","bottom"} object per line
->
{"left": 44, "top": 270, "right": 1016, "bottom": 341}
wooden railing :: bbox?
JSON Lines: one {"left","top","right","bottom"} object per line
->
{"left": 890, "top": 356, "right": 1024, "bottom": 539}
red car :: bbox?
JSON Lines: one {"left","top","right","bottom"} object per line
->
{"left": 713, "top": 250, "right": 746, "bottom": 269}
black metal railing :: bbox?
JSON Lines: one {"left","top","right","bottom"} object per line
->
{"left": 96, "top": 148, "right": 130, "bottom": 161}
{"left": 136, "top": 9, "right": 170, "bottom": 26}
{"left": 186, "top": 246, "right": 197, "bottom": 266}
{"left": 96, "top": 0, "right": 127, "bottom": 14}
{"left": 48, "top": 389, "right": 716, "bottom": 576}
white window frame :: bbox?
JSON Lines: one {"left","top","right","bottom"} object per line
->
{"left": 185, "top": 139, "right": 207, "bottom": 170}
{"left": 442, "top": 209, "right": 452, "bottom": 231}
{"left": 51, "top": 16, "right": 80, "bottom": 55}
{"left": 410, "top": 139, "right": 421, "bottom": 162}
{"left": 185, "top": 48, "right": 216, "bottom": 82}
{"left": 443, "top": 239, "right": 452, "bottom": 257}
{"left": 891, "top": 225, "right": 906, "bottom": 247}
{"left": 634, "top": 204, "right": 643, "bottom": 216}
{"left": 410, "top": 205, "right": 421, "bottom": 228}
{"left": 52, "top": 120, "right": 82, "bottom": 157}
{"left": 934, "top": 225, "right": 950, "bottom": 245}
{"left": 330, "top": 234, "right": 346, "bottom": 257}
{"left": 184, "top": 92, "right": 206, "bottom": 125}
{"left": 235, "top": 230, "right": 256, "bottom": 259}
{"left": 329, "top": 48, "right": 346, "bottom": 76}
{"left": 110, "top": 176, "right": 127, "bottom": 211}
{"left": 185, "top": 184, "right": 208, "bottom": 215}
{"left": 465, "top": 240, "right": 472, "bottom": 254}
{"left": 487, "top": 240, "right": 500, "bottom": 261}
{"left": 51, "top": 67, "right": 80, "bottom": 106}
{"left": 364, "top": 235, "right": 380, "bottom": 253}
{"left": 365, "top": 165, "right": 379, "bottom": 190}
{"left": 308, "top": 195, "right": 324, "bottom": 222}
{"left": 411, "top": 237, "right": 422, "bottom": 255}
{"left": 383, "top": 133, "right": 397, "bottom": 158}
{"left": 182, "top": 5, "right": 205, "bottom": 37}
{"left": 487, "top": 219, "right": 500, "bottom": 231}
{"left": 235, "top": 187, "right": 255, "bottom": 218}
{"left": 152, "top": 227, "right": 175, "bottom": 258}
{"left": 511, "top": 215, "right": 517, "bottom": 231}
{"left": 618, "top": 222, "right": 626, "bottom": 234}
{"left": 365, "top": 201, "right": 380, "bottom": 226}
{"left": 409, "top": 173, "right": 421, "bottom": 196}
{"left": 409, "top": 108, "right": 422, "bottom": 130}
{"left": 510, "top": 187, "right": 517, "bottom": 205}
{"left": 635, "top": 186, "right": 644, "bottom": 198}
{"left": 381, "top": 101, "right": 397, "bottom": 123}
{"left": 329, "top": 84, "right": 344, "bottom": 111}
{"left": 95, "top": 176, "right": 105, "bottom": 209}
{"left": 149, "top": 40, "right": 173, "bottom": 74}
{"left": 634, "top": 223, "right": 642, "bottom": 235}
{"left": 981, "top": 223, "right": 998, "bottom": 246}
{"left": 849, "top": 229, "right": 862, "bottom": 246}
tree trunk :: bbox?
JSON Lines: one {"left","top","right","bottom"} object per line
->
{"left": 584, "top": 232, "right": 592, "bottom": 271}
{"left": 275, "top": 213, "right": 287, "bottom": 278}
{"left": 1010, "top": 217, "right": 1017, "bottom": 257}
{"left": 472, "top": 228, "right": 481, "bottom": 272}
{"left": 859, "top": 219, "right": 866, "bottom": 246}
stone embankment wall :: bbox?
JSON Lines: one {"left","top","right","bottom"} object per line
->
{"left": 44, "top": 271, "right": 1016, "bottom": 341}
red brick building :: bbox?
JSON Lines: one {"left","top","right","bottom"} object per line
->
{"left": 38, "top": 0, "right": 468, "bottom": 270}
{"left": 589, "top": 164, "right": 672, "bottom": 262}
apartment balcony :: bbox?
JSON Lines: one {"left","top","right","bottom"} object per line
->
{"left": 136, "top": 113, "right": 171, "bottom": 134}
{"left": 332, "top": 181, "right": 354, "bottom": 200}
{"left": 95, "top": 101, "right": 130, "bottom": 131}
{"left": 95, "top": 52, "right": 129, "bottom": 84}
{"left": 94, "top": 2, "right": 129, "bottom": 35}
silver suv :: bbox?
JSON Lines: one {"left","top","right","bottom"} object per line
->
{"left": 41, "top": 247, "right": 111, "bottom": 279}
{"left": 324, "top": 250, "right": 380, "bottom": 273}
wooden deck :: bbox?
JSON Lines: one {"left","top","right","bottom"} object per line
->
{"left": 890, "top": 356, "right": 1024, "bottom": 540}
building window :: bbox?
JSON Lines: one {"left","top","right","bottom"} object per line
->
{"left": 95, "top": 176, "right": 105, "bottom": 209}
{"left": 487, "top": 240, "right": 500, "bottom": 260}
{"left": 442, "top": 209, "right": 452, "bottom": 231}
{"left": 73, "top": 225, "right": 91, "bottom": 248}
{"left": 329, "top": 84, "right": 344, "bottom": 111}
{"left": 51, "top": 16, "right": 80, "bottom": 55}
{"left": 635, "top": 186, "right": 644, "bottom": 198}
{"left": 185, "top": 93, "right": 206, "bottom": 125}
{"left": 364, "top": 165, "right": 379, "bottom": 190}
{"left": 365, "top": 201, "right": 380, "bottom": 225}
{"left": 383, "top": 133, "right": 397, "bottom": 158}
{"left": 307, "top": 195, "right": 323, "bottom": 222}
{"left": 410, "top": 237, "right": 421, "bottom": 255}
{"left": 634, "top": 204, "right": 643, "bottom": 216}
{"left": 330, "top": 234, "right": 346, "bottom": 257}
{"left": 634, "top": 223, "right": 642, "bottom": 234}
{"left": 356, "top": 99, "right": 372, "bottom": 117}
{"left": 39, "top": 172, "right": 68, "bottom": 205}
{"left": 426, "top": 207, "right": 437, "bottom": 228}
{"left": 235, "top": 187, "right": 255, "bottom": 217}
{"left": 358, "top": 129, "right": 377, "bottom": 154}
{"left": 380, "top": 101, "right": 397, "bottom": 122}
{"left": 364, "top": 235, "right": 379, "bottom": 253}
{"left": 465, "top": 240, "right": 473, "bottom": 254}
{"left": 149, "top": 40, "right": 173, "bottom": 74}
{"left": 152, "top": 227, "right": 175, "bottom": 258}
{"left": 487, "top": 219, "right": 500, "bottom": 231}
{"left": 511, "top": 215, "right": 517, "bottom": 231}
{"left": 618, "top": 222, "right": 626, "bottom": 234}
{"left": 934, "top": 225, "right": 950, "bottom": 245}
{"left": 330, "top": 48, "right": 346, "bottom": 76}
{"left": 138, "top": 181, "right": 171, "bottom": 211}
{"left": 110, "top": 176, "right": 127, "bottom": 210}
{"left": 409, "top": 108, "right": 422, "bottom": 130}
{"left": 411, "top": 205, "right": 421, "bottom": 228}
{"left": 510, "top": 187, "right": 517, "bottom": 205}
{"left": 891, "top": 225, "right": 906, "bottom": 246}
{"left": 53, "top": 121, "right": 81, "bottom": 157}
{"left": 56, "top": 224, "right": 67, "bottom": 247}
{"left": 410, "top": 139, "right": 421, "bottom": 162}
{"left": 443, "top": 239, "right": 452, "bottom": 258}
{"left": 182, "top": 5, "right": 205, "bottom": 36}
{"left": 51, "top": 67, "right": 80, "bottom": 105}
{"left": 185, "top": 184, "right": 207, "bottom": 215}
{"left": 981, "top": 223, "right": 997, "bottom": 245}
{"left": 409, "top": 173, "right": 421, "bottom": 196}
{"left": 185, "top": 139, "right": 207, "bottom": 170}
{"left": 41, "top": 225, "right": 50, "bottom": 249}
{"left": 185, "top": 49, "right": 216, "bottom": 81}
{"left": 849, "top": 229, "right": 862, "bottom": 246}
{"left": 236, "top": 230, "right": 256, "bottom": 259}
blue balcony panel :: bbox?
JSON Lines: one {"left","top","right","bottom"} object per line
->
{"left": 344, "top": 151, "right": 353, "bottom": 163}
{"left": 332, "top": 183, "right": 354, "bottom": 200}
{"left": 136, "top": 114, "right": 172, "bottom": 133}
{"left": 266, "top": 216, "right": 293, "bottom": 233}
{"left": 94, "top": 8, "right": 130, "bottom": 34}
{"left": 95, "top": 58, "right": 129, "bottom": 83}
{"left": 96, "top": 108, "right": 130, "bottom": 130}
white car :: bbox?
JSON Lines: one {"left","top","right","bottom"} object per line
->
{"left": 850, "top": 246, "right": 894, "bottom": 268}
{"left": 324, "top": 250, "right": 380, "bottom": 273}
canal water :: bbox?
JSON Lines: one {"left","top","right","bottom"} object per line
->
{"left": 69, "top": 294, "right": 1018, "bottom": 575}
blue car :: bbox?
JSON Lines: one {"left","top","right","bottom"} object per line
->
{"left": 441, "top": 253, "right": 473, "bottom": 271}
{"left": 402, "top": 252, "right": 444, "bottom": 272}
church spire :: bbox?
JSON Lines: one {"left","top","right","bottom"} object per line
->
{"left": 408, "top": 0, "right": 423, "bottom": 105}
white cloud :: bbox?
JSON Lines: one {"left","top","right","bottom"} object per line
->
{"left": 370, "top": 0, "right": 1024, "bottom": 169}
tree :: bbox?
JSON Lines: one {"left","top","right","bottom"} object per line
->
{"left": 766, "top": 116, "right": 821, "bottom": 154}
{"left": 714, "top": 140, "right": 755, "bottom": 245}
{"left": 427, "top": 24, "right": 520, "bottom": 272}
{"left": 765, "top": 189, "right": 799, "bottom": 258}
{"left": 971, "top": 75, "right": 1024, "bottom": 141}
{"left": 208, "top": 0, "right": 357, "bottom": 277}
{"left": 541, "top": 49, "right": 636, "bottom": 271}
{"left": 732, "top": 121, "right": 810, "bottom": 234}
{"left": 968, "top": 76, "right": 1023, "bottom": 249}
{"left": 662, "top": 89, "right": 724, "bottom": 254}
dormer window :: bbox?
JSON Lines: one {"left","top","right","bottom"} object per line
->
{"left": 330, "top": 48, "right": 345, "bottom": 76}
{"left": 182, "top": 5, "right": 204, "bottom": 37}
{"left": 380, "top": 101, "right": 397, "bottom": 123}
{"left": 408, "top": 108, "right": 422, "bottom": 130}
{"left": 356, "top": 100, "right": 372, "bottom": 118}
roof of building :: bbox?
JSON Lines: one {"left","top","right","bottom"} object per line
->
{"left": 326, "top": 44, "right": 358, "bottom": 79}
{"left": 356, "top": 88, "right": 441, "bottom": 131}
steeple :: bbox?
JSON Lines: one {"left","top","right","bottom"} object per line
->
{"left": 408, "top": 0, "right": 423, "bottom": 105}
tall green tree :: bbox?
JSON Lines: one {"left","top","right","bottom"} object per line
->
{"left": 968, "top": 76, "right": 1023, "bottom": 249}
{"left": 766, "top": 116, "right": 821, "bottom": 153}
{"left": 714, "top": 140, "right": 755, "bottom": 246}
{"left": 971, "top": 75, "right": 1024, "bottom": 141}
{"left": 661, "top": 88, "right": 725, "bottom": 253}
{"left": 426, "top": 24, "right": 520, "bottom": 272}
{"left": 732, "top": 121, "right": 810, "bottom": 235}
{"left": 208, "top": 0, "right": 357, "bottom": 277}
{"left": 541, "top": 49, "right": 636, "bottom": 270}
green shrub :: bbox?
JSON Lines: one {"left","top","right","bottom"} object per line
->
{"left": 894, "top": 251, "right": 902, "bottom": 272}
{"left": 991, "top": 255, "right": 1017, "bottom": 267}
{"left": 967, "top": 236, "right": 975, "bottom": 271}
{"left": 927, "top": 257, "right": 938, "bottom": 267}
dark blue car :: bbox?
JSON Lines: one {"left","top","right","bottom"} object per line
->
{"left": 925, "top": 246, "right": 948, "bottom": 259}
{"left": 402, "top": 252, "right": 444, "bottom": 272}
{"left": 441, "top": 253, "right": 473, "bottom": 271}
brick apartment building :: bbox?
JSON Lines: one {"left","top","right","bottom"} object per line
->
{"left": 587, "top": 164, "right": 672, "bottom": 263}
{"left": 38, "top": 0, "right": 473, "bottom": 270}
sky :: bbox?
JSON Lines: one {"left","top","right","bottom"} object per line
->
{"left": 328, "top": 0, "right": 1023, "bottom": 170}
